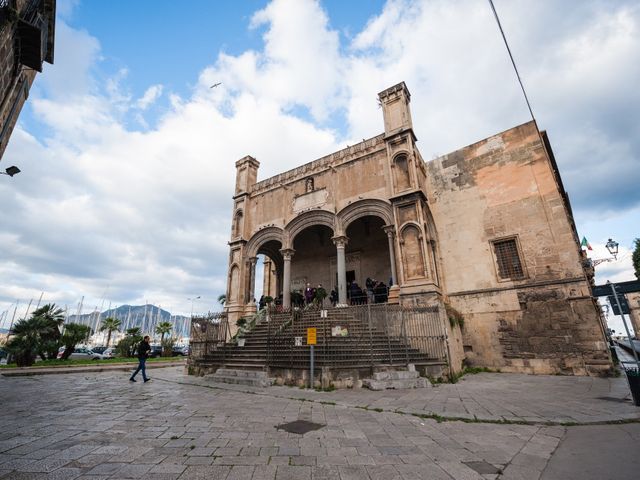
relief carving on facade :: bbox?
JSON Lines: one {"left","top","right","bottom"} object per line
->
{"left": 293, "top": 188, "right": 329, "bottom": 213}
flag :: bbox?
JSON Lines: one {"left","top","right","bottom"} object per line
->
{"left": 581, "top": 236, "right": 593, "bottom": 250}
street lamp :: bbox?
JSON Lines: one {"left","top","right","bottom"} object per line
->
{"left": 188, "top": 296, "right": 201, "bottom": 317}
{"left": 0, "top": 166, "right": 20, "bottom": 177}
{"left": 605, "top": 238, "right": 619, "bottom": 259}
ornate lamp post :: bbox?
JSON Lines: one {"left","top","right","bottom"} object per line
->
{"left": 591, "top": 238, "right": 619, "bottom": 267}
{"left": 0, "top": 166, "right": 20, "bottom": 177}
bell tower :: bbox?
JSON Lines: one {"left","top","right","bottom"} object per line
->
{"left": 378, "top": 82, "right": 414, "bottom": 138}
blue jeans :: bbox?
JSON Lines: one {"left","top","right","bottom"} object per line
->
{"left": 130, "top": 358, "right": 148, "bottom": 381}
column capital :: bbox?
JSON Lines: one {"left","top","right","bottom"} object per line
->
{"left": 280, "top": 248, "right": 295, "bottom": 260}
{"left": 332, "top": 235, "right": 349, "bottom": 248}
{"left": 247, "top": 256, "right": 258, "bottom": 266}
{"left": 383, "top": 225, "right": 396, "bottom": 237}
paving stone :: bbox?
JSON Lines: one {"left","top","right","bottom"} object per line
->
{"left": 226, "top": 465, "right": 256, "bottom": 479}
{"left": 275, "top": 465, "right": 312, "bottom": 479}
{"left": 178, "top": 465, "right": 231, "bottom": 479}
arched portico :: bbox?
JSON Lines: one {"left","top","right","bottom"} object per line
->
{"left": 284, "top": 209, "right": 336, "bottom": 248}
{"left": 337, "top": 199, "right": 394, "bottom": 234}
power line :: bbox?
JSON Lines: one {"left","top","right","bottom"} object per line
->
{"left": 488, "top": 0, "right": 536, "bottom": 122}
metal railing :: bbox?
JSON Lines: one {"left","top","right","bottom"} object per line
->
{"left": 189, "top": 312, "right": 229, "bottom": 362}
{"left": 190, "top": 304, "right": 448, "bottom": 370}
{"left": 266, "top": 304, "right": 447, "bottom": 369}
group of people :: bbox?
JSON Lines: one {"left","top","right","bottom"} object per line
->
{"left": 329, "top": 277, "right": 389, "bottom": 306}
{"left": 257, "top": 277, "right": 390, "bottom": 310}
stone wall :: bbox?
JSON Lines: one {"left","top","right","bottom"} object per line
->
{"left": 425, "top": 121, "right": 611, "bottom": 375}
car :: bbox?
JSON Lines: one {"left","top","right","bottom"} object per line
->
{"left": 173, "top": 345, "right": 189, "bottom": 356}
{"left": 91, "top": 346, "right": 108, "bottom": 354}
{"left": 149, "top": 345, "right": 163, "bottom": 358}
{"left": 56, "top": 347, "right": 105, "bottom": 360}
{"left": 102, "top": 347, "right": 117, "bottom": 359}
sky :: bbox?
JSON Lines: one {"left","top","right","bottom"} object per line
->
{"left": 0, "top": 0, "right": 638, "bottom": 333}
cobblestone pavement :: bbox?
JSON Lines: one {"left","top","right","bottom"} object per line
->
{"left": 0, "top": 367, "right": 638, "bottom": 480}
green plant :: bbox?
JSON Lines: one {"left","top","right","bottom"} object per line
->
{"left": 314, "top": 287, "right": 327, "bottom": 305}
{"left": 632, "top": 238, "right": 640, "bottom": 279}
{"left": 116, "top": 327, "right": 143, "bottom": 357}
{"left": 445, "top": 303, "right": 465, "bottom": 329}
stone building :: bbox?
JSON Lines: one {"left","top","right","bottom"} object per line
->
{"left": 224, "top": 81, "right": 612, "bottom": 376}
{"left": 0, "top": 0, "right": 55, "bottom": 160}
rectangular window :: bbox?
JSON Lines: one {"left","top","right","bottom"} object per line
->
{"left": 492, "top": 238, "right": 525, "bottom": 280}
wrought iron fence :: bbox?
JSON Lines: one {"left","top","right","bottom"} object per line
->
{"left": 189, "top": 312, "right": 229, "bottom": 360}
{"left": 189, "top": 304, "right": 448, "bottom": 370}
{"left": 266, "top": 304, "right": 447, "bottom": 369}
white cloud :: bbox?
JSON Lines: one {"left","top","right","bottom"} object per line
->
{"left": 136, "top": 84, "right": 163, "bottom": 110}
{"left": 1, "top": 0, "right": 639, "bottom": 322}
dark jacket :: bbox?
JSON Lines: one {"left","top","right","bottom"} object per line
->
{"left": 137, "top": 340, "right": 151, "bottom": 359}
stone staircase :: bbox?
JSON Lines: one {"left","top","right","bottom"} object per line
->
{"left": 199, "top": 308, "right": 441, "bottom": 371}
{"left": 207, "top": 368, "right": 272, "bottom": 387}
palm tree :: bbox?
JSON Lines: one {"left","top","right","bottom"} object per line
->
{"left": 155, "top": 321, "right": 173, "bottom": 344}
{"left": 100, "top": 317, "right": 121, "bottom": 347}
{"left": 60, "top": 324, "right": 93, "bottom": 360}
{"left": 5, "top": 317, "right": 43, "bottom": 366}
{"left": 32, "top": 304, "right": 65, "bottom": 360}
{"left": 156, "top": 321, "right": 173, "bottom": 356}
{"left": 217, "top": 294, "right": 226, "bottom": 306}
{"left": 5, "top": 304, "right": 66, "bottom": 364}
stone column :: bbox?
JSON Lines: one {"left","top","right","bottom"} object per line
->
{"left": 383, "top": 226, "right": 400, "bottom": 305}
{"left": 280, "top": 249, "right": 295, "bottom": 309}
{"left": 383, "top": 226, "right": 398, "bottom": 286}
{"left": 332, "top": 236, "right": 349, "bottom": 306}
{"left": 248, "top": 257, "right": 258, "bottom": 303}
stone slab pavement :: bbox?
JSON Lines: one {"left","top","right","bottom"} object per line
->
{"left": 0, "top": 366, "right": 638, "bottom": 480}
{"left": 0, "top": 360, "right": 186, "bottom": 377}
{"left": 165, "top": 367, "right": 640, "bottom": 425}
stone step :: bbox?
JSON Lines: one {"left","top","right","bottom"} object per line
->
{"left": 214, "top": 368, "right": 268, "bottom": 379}
{"left": 372, "top": 370, "right": 419, "bottom": 381}
{"left": 207, "top": 374, "right": 272, "bottom": 388}
{"left": 362, "top": 375, "right": 430, "bottom": 391}
{"left": 207, "top": 368, "right": 272, "bottom": 387}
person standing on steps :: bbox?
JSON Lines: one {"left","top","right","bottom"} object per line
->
{"left": 130, "top": 335, "right": 151, "bottom": 383}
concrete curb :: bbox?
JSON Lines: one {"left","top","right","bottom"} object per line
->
{"left": 0, "top": 361, "right": 185, "bottom": 377}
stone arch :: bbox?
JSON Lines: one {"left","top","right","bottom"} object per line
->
{"left": 337, "top": 199, "right": 394, "bottom": 234}
{"left": 399, "top": 223, "right": 426, "bottom": 280}
{"left": 245, "top": 226, "right": 285, "bottom": 258}
{"left": 392, "top": 152, "right": 412, "bottom": 192}
{"left": 285, "top": 209, "right": 335, "bottom": 246}
{"left": 228, "top": 264, "right": 240, "bottom": 303}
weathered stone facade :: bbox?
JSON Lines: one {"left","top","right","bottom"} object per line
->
{"left": 0, "top": 0, "right": 55, "bottom": 160}
{"left": 224, "top": 81, "right": 612, "bottom": 376}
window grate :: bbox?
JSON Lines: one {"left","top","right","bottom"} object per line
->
{"left": 493, "top": 239, "right": 524, "bottom": 279}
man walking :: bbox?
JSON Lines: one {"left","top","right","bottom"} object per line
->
{"left": 130, "top": 335, "right": 151, "bottom": 383}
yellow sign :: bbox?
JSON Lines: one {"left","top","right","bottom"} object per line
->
{"left": 307, "top": 328, "right": 317, "bottom": 345}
